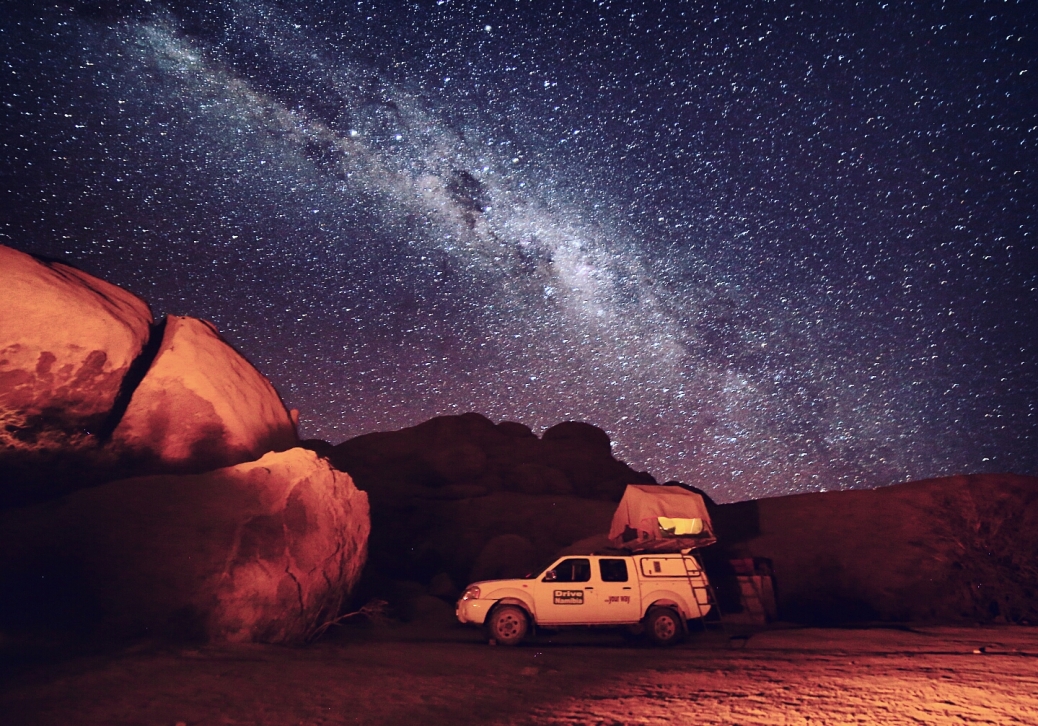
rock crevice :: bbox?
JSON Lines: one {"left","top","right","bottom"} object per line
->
{"left": 0, "top": 245, "right": 367, "bottom": 643}
{"left": 97, "top": 317, "right": 168, "bottom": 442}
{"left": 2, "top": 245, "right": 299, "bottom": 505}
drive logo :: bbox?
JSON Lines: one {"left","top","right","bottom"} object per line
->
{"left": 554, "top": 590, "right": 584, "bottom": 605}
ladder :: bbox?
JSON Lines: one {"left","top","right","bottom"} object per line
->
{"left": 682, "top": 550, "right": 728, "bottom": 639}
{"left": 736, "top": 574, "right": 769, "bottom": 623}
{"left": 728, "top": 557, "right": 777, "bottom": 626}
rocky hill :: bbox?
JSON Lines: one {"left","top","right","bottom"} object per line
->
{"left": 308, "top": 415, "right": 1038, "bottom": 626}
{"left": 303, "top": 413, "right": 655, "bottom": 603}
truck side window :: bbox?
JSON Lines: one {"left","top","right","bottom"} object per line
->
{"left": 552, "top": 558, "right": 591, "bottom": 583}
{"left": 599, "top": 559, "right": 628, "bottom": 582}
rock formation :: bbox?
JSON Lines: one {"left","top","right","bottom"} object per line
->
{"left": 307, "top": 412, "right": 654, "bottom": 603}
{"left": 712, "top": 473, "right": 1038, "bottom": 624}
{"left": 0, "top": 247, "right": 154, "bottom": 433}
{"left": 319, "top": 405, "right": 1038, "bottom": 628}
{"left": 0, "top": 246, "right": 154, "bottom": 502}
{"left": 0, "top": 245, "right": 366, "bottom": 643}
{"left": 0, "top": 245, "right": 299, "bottom": 505}
{"left": 0, "top": 448, "right": 369, "bottom": 642}
{"left": 323, "top": 413, "right": 650, "bottom": 507}
{"left": 110, "top": 315, "right": 298, "bottom": 475}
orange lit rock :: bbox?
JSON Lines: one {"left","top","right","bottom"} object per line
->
{"left": 0, "top": 245, "right": 152, "bottom": 456}
{"left": 111, "top": 315, "right": 297, "bottom": 474}
{"left": 0, "top": 448, "right": 370, "bottom": 643}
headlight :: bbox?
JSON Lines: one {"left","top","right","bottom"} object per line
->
{"left": 461, "top": 585, "right": 481, "bottom": 601}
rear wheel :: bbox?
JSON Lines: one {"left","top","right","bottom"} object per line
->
{"left": 488, "top": 605, "right": 529, "bottom": 646}
{"left": 645, "top": 607, "right": 684, "bottom": 646}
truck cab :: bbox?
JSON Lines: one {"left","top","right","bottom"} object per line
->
{"left": 456, "top": 552, "right": 712, "bottom": 646}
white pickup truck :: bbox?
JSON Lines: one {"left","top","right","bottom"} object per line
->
{"left": 456, "top": 552, "right": 712, "bottom": 646}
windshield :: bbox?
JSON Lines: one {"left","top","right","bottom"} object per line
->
{"left": 521, "top": 555, "right": 564, "bottom": 580}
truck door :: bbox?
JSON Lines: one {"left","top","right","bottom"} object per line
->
{"left": 533, "top": 557, "right": 594, "bottom": 624}
{"left": 594, "top": 558, "right": 641, "bottom": 622}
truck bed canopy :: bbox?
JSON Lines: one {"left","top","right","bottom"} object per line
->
{"left": 608, "top": 484, "right": 717, "bottom": 551}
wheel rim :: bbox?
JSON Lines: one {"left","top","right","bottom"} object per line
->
{"left": 654, "top": 615, "right": 676, "bottom": 641}
{"left": 497, "top": 611, "right": 523, "bottom": 639}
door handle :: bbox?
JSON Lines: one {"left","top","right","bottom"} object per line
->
{"left": 585, "top": 586, "right": 594, "bottom": 590}
{"left": 622, "top": 587, "right": 632, "bottom": 590}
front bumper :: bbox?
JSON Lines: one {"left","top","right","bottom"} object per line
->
{"left": 456, "top": 597, "right": 495, "bottom": 625}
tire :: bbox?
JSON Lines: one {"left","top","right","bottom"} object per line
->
{"left": 645, "top": 607, "right": 684, "bottom": 646}
{"left": 488, "top": 605, "right": 529, "bottom": 646}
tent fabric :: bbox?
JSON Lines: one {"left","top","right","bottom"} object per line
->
{"left": 657, "top": 516, "right": 704, "bottom": 536}
{"left": 608, "top": 484, "right": 717, "bottom": 551}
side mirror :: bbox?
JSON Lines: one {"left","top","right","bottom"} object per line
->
{"left": 542, "top": 570, "right": 557, "bottom": 582}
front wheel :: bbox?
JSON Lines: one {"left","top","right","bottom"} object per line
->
{"left": 488, "top": 605, "right": 529, "bottom": 646}
{"left": 645, "top": 607, "right": 684, "bottom": 646}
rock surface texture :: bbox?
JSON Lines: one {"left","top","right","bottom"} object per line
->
{"left": 0, "top": 247, "right": 364, "bottom": 643}
{"left": 0, "top": 246, "right": 154, "bottom": 501}
{"left": 111, "top": 315, "right": 298, "bottom": 474}
{"left": 307, "top": 412, "right": 653, "bottom": 600}
{"left": 0, "top": 448, "right": 370, "bottom": 643}
{"left": 1, "top": 245, "right": 299, "bottom": 505}
{"left": 713, "top": 473, "right": 1038, "bottom": 624}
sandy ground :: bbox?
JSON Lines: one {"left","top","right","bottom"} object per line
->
{"left": 2, "top": 622, "right": 1037, "bottom": 725}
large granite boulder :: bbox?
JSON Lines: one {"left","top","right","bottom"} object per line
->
{"left": 0, "top": 247, "right": 367, "bottom": 643}
{"left": 1, "top": 245, "right": 300, "bottom": 506}
{"left": 0, "top": 246, "right": 154, "bottom": 501}
{"left": 326, "top": 413, "right": 649, "bottom": 507}
{"left": 310, "top": 413, "right": 654, "bottom": 594}
{"left": 110, "top": 315, "right": 298, "bottom": 475}
{"left": 713, "top": 473, "right": 1038, "bottom": 624}
{"left": 540, "top": 421, "right": 630, "bottom": 499}
{"left": 0, "top": 448, "right": 370, "bottom": 643}
{"left": 432, "top": 492, "right": 617, "bottom": 583}
{"left": 469, "top": 534, "right": 539, "bottom": 583}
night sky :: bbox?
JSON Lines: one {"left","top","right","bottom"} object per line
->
{"left": 2, "top": 1, "right": 1035, "bottom": 502}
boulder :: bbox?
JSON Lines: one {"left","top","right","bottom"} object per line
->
{"left": 111, "top": 315, "right": 297, "bottom": 474}
{"left": 469, "top": 534, "right": 538, "bottom": 582}
{"left": 0, "top": 448, "right": 370, "bottom": 643}
{"left": 0, "top": 246, "right": 153, "bottom": 502}
{"left": 326, "top": 414, "right": 650, "bottom": 505}
{"left": 542, "top": 421, "right": 612, "bottom": 451}
{"left": 713, "top": 473, "right": 1038, "bottom": 624}
{"left": 505, "top": 463, "right": 573, "bottom": 495}
{"left": 424, "top": 492, "right": 618, "bottom": 586}
{"left": 425, "top": 442, "right": 488, "bottom": 481}
{"left": 316, "top": 413, "right": 655, "bottom": 590}
{"left": 538, "top": 424, "right": 635, "bottom": 500}
{"left": 496, "top": 421, "right": 536, "bottom": 439}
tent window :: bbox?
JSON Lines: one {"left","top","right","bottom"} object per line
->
{"left": 552, "top": 558, "right": 591, "bottom": 583}
{"left": 599, "top": 559, "right": 628, "bottom": 583}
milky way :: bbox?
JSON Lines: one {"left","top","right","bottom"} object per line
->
{"left": 3, "top": 1, "right": 1036, "bottom": 501}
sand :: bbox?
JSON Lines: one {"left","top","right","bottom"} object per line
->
{"left": 2, "top": 623, "right": 1036, "bottom": 725}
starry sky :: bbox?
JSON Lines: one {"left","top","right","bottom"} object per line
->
{"left": 2, "top": 0, "right": 1036, "bottom": 502}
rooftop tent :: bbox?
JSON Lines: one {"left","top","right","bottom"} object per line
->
{"left": 608, "top": 484, "right": 717, "bottom": 551}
